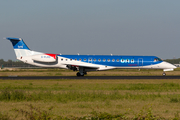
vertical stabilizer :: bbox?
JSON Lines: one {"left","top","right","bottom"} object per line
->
{"left": 6, "top": 37, "right": 31, "bottom": 59}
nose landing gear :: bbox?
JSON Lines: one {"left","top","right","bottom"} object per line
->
{"left": 162, "top": 72, "right": 166, "bottom": 76}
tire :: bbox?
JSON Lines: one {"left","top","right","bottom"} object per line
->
{"left": 76, "top": 72, "right": 84, "bottom": 76}
{"left": 76, "top": 72, "right": 81, "bottom": 76}
{"left": 162, "top": 72, "right": 166, "bottom": 76}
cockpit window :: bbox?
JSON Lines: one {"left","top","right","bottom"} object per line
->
{"left": 154, "top": 58, "right": 162, "bottom": 62}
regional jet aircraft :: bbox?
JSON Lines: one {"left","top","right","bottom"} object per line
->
{"left": 6, "top": 37, "right": 176, "bottom": 76}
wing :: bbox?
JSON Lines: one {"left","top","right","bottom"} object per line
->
{"left": 64, "top": 63, "right": 99, "bottom": 71}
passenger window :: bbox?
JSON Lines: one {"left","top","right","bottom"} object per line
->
{"left": 108, "top": 59, "right": 110, "bottom": 62}
{"left": 112, "top": 59, "right": 115, "bottom": 62}
{"left": 75, "top": 59, "right": 77, "bottom": 61}
{"left": 89, "top": 59, "right": 92, "bottom": 61}
{"left": 94, "top": 59, "right": 96, "bottom": 62}
{"left": 98, "top": 59, "right": 101, "bottom": 62}
{"left": 84, "top": 58, "right": 86, "bottom": 61}
{"left": 79, "top": 59, "right": 81, "bottom": 61}
{"left": 103, "top": 59, "right": 106, "bottom": 62}
{"left": 121, "top": 59, "right": 124, "bottom": 62}
{"left": 117, "top": 59, "right": 119, "bottom": 62}
{"left": 61, "top": 59, "right": 63, "bottom": 61}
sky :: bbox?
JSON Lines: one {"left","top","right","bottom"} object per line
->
{"left": 1, "top": 0, "right": 180, "bottom": 61}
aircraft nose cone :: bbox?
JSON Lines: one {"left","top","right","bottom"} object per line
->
{"left": 173, "top": 65, "right": 177, "bottom": 69}
{"left": 163, "top": 61, "right": 177, "bottom": 69}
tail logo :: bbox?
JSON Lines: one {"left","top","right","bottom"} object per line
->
{"left": 18, "top": 45, "right": 23, "bottom": 49}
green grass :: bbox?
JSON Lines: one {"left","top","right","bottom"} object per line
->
{"left": 9, "top": 104, "right": 166, "bottom": 120}
{"left": 0, "top": 88, "right": 166, "bottom": 102}
{"left": 1, "top": 81, "right": 180, "bottom": 91}
{"left": 1, "top": 79, "right": 180, "bottom": 119}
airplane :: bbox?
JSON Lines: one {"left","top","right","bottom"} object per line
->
{"left": 6, "top": 37, "right": 176, "bottom": 76}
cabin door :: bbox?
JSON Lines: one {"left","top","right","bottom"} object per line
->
{"left": 138, "top": 58, "right": 143, "bottom": 67}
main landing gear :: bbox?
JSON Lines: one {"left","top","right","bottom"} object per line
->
{"left": 76, "top": 67, "right": 87, "bottom": 77}
{"left": 76, "top": 72, "right": 84, "bottom": 76}
{"left": 76, "top": 72, "right": 87, "bottom": 76}
{"left": 162, "top": 72, "right": 166, "bottom": 76}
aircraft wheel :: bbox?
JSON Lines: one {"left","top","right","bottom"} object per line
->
{"left": 76, "top": 72, "right": 84, "bottom": 76}
{"left": 77, "top": 72, "right": 81, "bottom": 76}
{"left": 162, "top": 72, "right": 166, "bottom": 76}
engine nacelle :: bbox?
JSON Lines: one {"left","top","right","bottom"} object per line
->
{"left": 32, "top": 54, "right": 57, "bottom": 63}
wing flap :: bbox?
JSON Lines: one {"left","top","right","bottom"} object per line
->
{"left": 64, "top": 63, "right": 99, "bottom": 69}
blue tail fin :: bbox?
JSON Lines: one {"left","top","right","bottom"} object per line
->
{"left": 6, "top": 37, "right": 30, "bottom": 50}
{"left": 6, "top": 37, "right": 31, "bottom": 59}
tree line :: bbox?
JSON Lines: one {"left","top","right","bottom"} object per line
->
{"left": 164, "top": 58, "right": 180, "bottom": 64}
{"left": 0, "top": 59, "right": 37, "bottom": 68}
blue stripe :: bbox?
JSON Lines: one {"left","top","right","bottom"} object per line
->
{"left": 58, "top": 55, "right": 163, "bottom": 67}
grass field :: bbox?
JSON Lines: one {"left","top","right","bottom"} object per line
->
{"left": 0, "top": 79, "right": 180, "bottom": 119}
{"left": 0, "top": 69, "right": 180, "bottom": 119}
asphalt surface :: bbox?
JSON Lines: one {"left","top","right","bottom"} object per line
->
{"left": 0, "top": 76, "right": 180, "bottom": 80}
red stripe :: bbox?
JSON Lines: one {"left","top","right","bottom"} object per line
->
{"left": 46, "top": 54, "right": 56, "bottom": 59}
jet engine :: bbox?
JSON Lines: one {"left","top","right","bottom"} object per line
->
{"left": 32, "top": 54, "right": 57, "bottom": 63}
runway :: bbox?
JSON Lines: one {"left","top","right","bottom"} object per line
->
{"left": 1, "top": 76, "right": 180, "bottom": 80}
